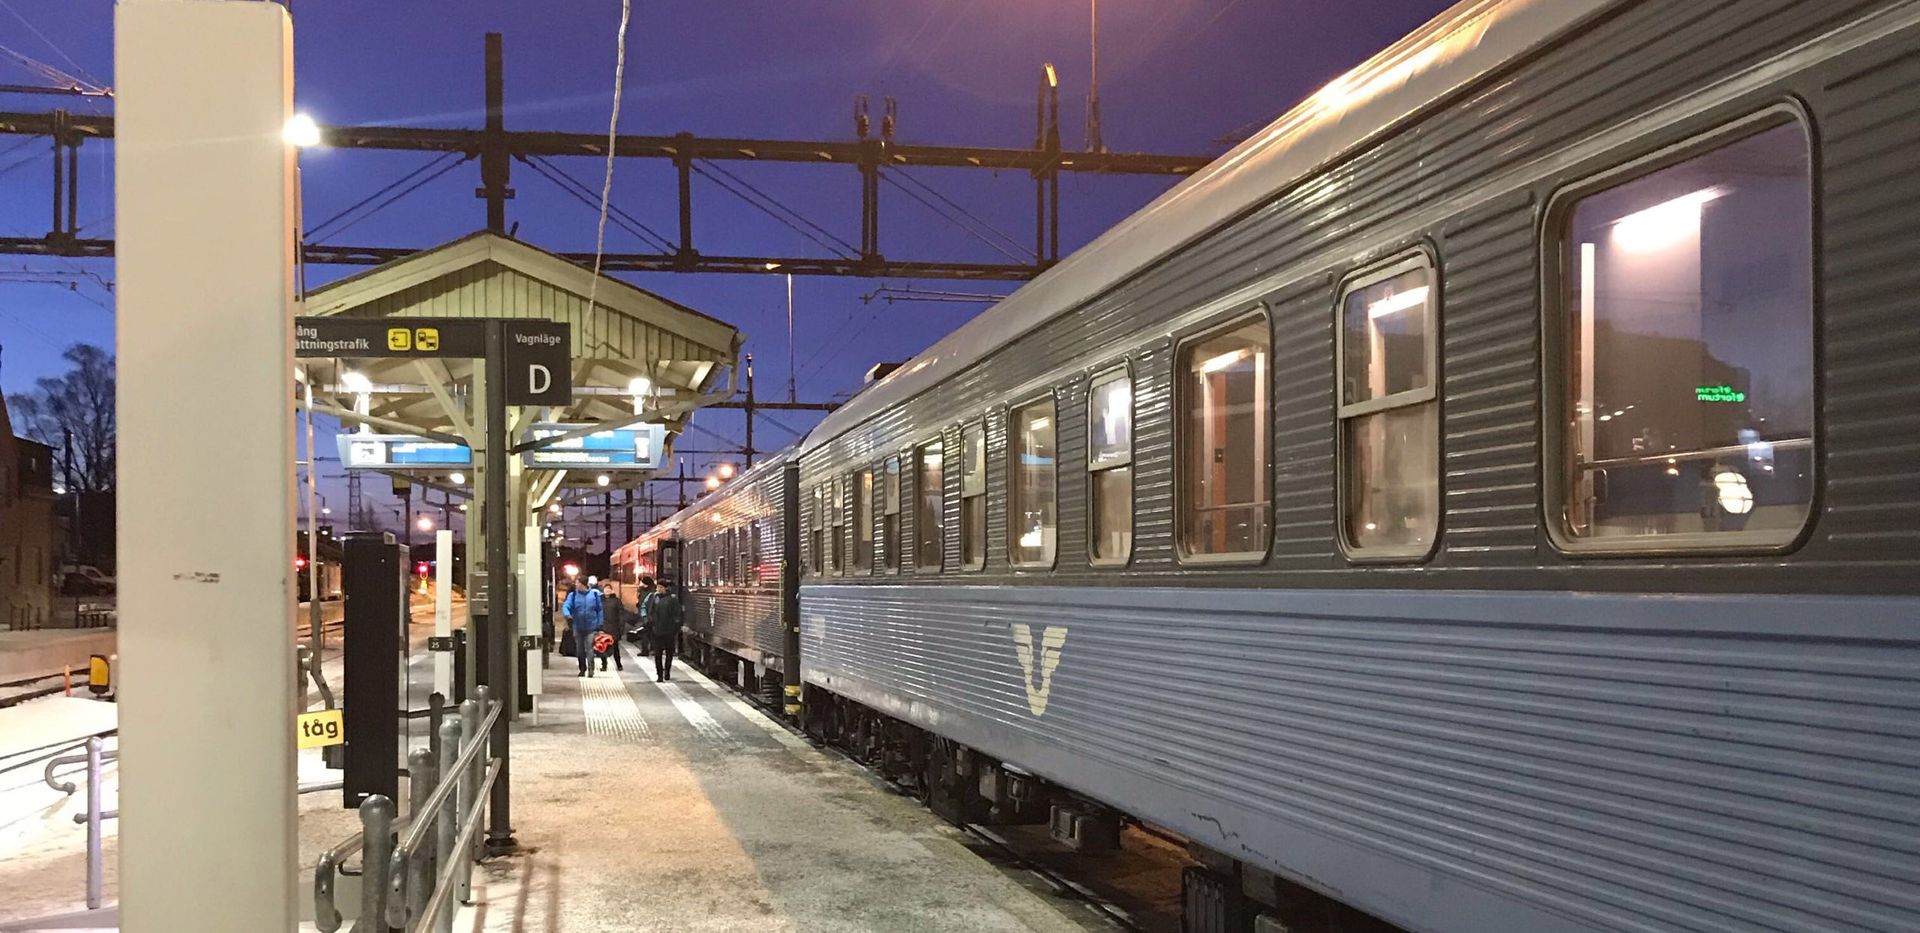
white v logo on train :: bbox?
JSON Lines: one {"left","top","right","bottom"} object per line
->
{"left": 1010, "top": 624, "right": 1068, "bottom": 717}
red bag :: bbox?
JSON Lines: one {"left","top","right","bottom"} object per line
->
{"left": 592, "top": 632, "right": 615, "bottom": 655}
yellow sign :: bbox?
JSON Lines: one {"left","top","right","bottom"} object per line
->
{"left": 414, "top": 327, "right": 440, "bottom": 352}
{"left": 386, "top": 327, "right": 412, "bottom": 352}
{"left": 297, "top": 709, "right": 345, "bottom": 749}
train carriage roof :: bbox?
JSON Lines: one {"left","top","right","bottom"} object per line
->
{"left": 799, "top": 0, "right": 1623, "bottom": 455}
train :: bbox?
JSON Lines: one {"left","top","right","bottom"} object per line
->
{"left": 611, "top": 0, "right": 1920, "bottom": 930}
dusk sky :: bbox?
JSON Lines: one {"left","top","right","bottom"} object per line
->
{"left": 0, "top": 0, "right": 1452, "bottom": 544}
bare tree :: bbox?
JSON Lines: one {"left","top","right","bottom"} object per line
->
{"left": 7, "top": 343, "right": 115, "bottom": 492}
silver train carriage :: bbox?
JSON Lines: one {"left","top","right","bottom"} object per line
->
{"left": 615, "top": 450, "right": 800, "bottom": 706}
{"left": 626, "top": 0, "right": 1920, "bottom": 930}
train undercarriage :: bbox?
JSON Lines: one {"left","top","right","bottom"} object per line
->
{"left": 682, "top": 636, "right": 1401, "bottom": 933}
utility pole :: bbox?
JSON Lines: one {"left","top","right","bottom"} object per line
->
{"left": 480, "top": 33, "right": 511, "bottom": 234}
{"left": 624, "top": 488, "right": 634, "bottom": 545}
{"left": 743, "top": 354, "right": 756, "bottom": 469}
{"left": 1087, "top": 0, "right": 1105, "bottom": 153}
{"left": 785, "top": 273, "right": 796, "bottom": 403}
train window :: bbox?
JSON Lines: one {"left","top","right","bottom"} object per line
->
{"left": 915, "top": 440, "right": 945, "bottom": 572}
{"left": 883, "top": 457, "right": 902, "bottom": 573}
{"left": 1177, "top": 313, "right": 1272, "bottom": 560}
{"left": 1337, "top": 253, "right": 1440, "bottom": 559}
{"left": 1551, "top": 118, "right": 1814, "bottom": 551}
{"left": 828, "top": 478, "right": 845, "bottom": 576}
{"left": 854, "top": 470, "right": 873, "bottom": 573}
{"left": 959, "top": 421, "right": 987, "bottom": 570}
{"left": 1009, "top": 398, "right": 1058, "bottom": 567}
{"left": 808, "top": 486, "right": 824, "bottom": 576}
{"left": 1087, "top": 367, "right": 1133, "bottom": 565}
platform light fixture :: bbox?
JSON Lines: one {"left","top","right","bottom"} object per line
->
{"left": 549, "top": 503, "right": 562, "bottom": 514}
{"left": 704, "top": 475, "right": 722, "bottom": 491}
{"left": 448, "top": 472, "right": 466, "bottom": 485}
{"left": 717, "top": 463, "right": 736, "bottom": 480}
{"left": 596, "top": 474, "right": 611, "bottom": 487}
{"left": 283, "top": 112, "right": 323, "bottom": 148}
{"left": 416, "top": 515, "right": 434, "bottom": 532}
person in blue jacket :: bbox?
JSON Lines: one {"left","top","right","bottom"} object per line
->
{"left": 560, "top": 576, "right": 604, "bottom": 678}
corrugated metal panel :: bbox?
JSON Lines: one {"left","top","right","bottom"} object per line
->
{"left": 803, "top": 585, "right": 1920, "bottom": 933}
{"left": 675, "top": 453, "right": 790, "bottom": 667}
{"left": 1436, "top": 195, "right": 1540, "bottom": 566}
{"left": 1816, "top": 39, "right": 1920, "bottom": 559}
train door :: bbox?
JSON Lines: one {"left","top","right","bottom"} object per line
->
{"left": 657, "top": 538, "right": 684, "bottom": 599}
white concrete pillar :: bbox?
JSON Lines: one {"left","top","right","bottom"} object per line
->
{"left": 114, "top": 3, "right": 297, "bottom": 930}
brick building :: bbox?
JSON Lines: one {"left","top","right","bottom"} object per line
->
{"left": 0, "top": 392, "right": 58, "bottom": 629}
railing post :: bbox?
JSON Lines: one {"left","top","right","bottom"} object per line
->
{"left": 314, "top": 850, "right": 343, "bottom": 933}
{"left": 435, "top": 715, "right": 463, "bottom": 933}
{"left": 82, "top": 736, "right": 102, "bottom": 911}
{"left": 354, "top": 795, "right": 395, "bottom": 933}
{"left": 406, "top": 747, "right": 437, "bottom": 924}
{"left": 427, "top": 691, "right": 445, "bottom": 765}
{"left": 458, "top": 691, "right": 483, "bottom": 901}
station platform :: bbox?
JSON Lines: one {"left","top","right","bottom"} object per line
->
{"left": 401, "top": 645, "right": 1113, "bottom": 932}
{"left": 2, "top": 625, "right": 1132, "bottom": 932}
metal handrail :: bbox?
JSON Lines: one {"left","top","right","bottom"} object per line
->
{"left": 395, "top": 697, "right": 499, "bottom": 860}
{"left": 43, "top": 746, "right": 115, "bottom": 794}
{"left": 316, "top": 687, "right": 499, "bottom": 933}
{"left": 415, "top": 759, "right": 502, "bottom": 932}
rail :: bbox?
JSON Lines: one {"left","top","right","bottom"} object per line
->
{"left": 314, "top": 687, "right": 500, "bottom": 933}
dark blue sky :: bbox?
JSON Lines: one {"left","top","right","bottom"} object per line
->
{"left": 0, "top": 0, "right": 1451, "bottom": 543}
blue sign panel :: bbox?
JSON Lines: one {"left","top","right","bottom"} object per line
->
{"left": 521, "top": 423, "right": 666, "bottom": 471}
{"left": 337, "top": 434, "right": 472, "bottom": 470}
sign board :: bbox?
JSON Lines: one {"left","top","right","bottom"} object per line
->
{"left": 296, "top": 709, "right": 345, "bottom": 749}
{"left": 296, "top": 316, "right": 573, "bottom": 405}
{"left": 503, "top": 321, "right": 572, "bottom": 406}
{"left": 295, "top": 317, "right": 486, "bottom": 359}
{"left": 337, "top": 433, "right": 472, "bottom": 470}
{"left": 522, "top": 422, "right": 666, "bottom": 471}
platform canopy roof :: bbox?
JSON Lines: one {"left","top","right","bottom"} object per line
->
{"left": 298, "top": 231, "right": 742, "bottom": 495}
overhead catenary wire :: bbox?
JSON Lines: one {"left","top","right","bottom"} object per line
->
{"left": 0, "top": 41, "right": 104, "bottom": 98}
{"left": 305, "top": 152, "right": 473, "bottom": 243}
{"left": 0, "top": 0, "right": 107, "bottom": 93}
{"left": 882, "top": 168, "right": 1031, "bottom": 262}
{"left": 522, "top": 155, "right": 677, "bottom": 254}
{"left": 692, "top": 160, "right": 861, "bottom": 259}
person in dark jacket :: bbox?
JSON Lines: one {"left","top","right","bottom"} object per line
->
{"left": 560, "top": 577, "right": 604, "bottom": 678}
{"left": 634, "top": 576, "right": 656, "bottom": 655}
{"left": 645, "top": 577, "right": 684, "bottom": 682}
{"left": 597, "top": 580, "right": 628, "bottom": 672}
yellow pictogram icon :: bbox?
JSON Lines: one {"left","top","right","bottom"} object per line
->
{"left": 386, "top": 328, "right": 412, "bottom": 352}
{"left": 414, "top": 327, "right": 439, "bottom": 352}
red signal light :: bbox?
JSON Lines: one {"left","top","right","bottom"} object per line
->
{"left": 415, "top": 562, "right": 431, "bottom": 576}
{"left": 294, "top": 556, "right": 309, "bottom": 570}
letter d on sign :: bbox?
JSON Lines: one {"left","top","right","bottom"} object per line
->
{"left": 503, "top": 320, "right": 573, "bottom": 405}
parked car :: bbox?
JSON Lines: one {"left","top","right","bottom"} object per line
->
{"left": 60, "top": 564, "right": 115, "bottom": 595}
